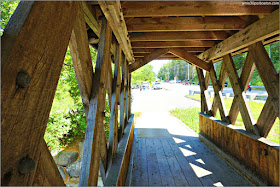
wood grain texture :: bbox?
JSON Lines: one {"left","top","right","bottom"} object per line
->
{"left": 32, "top": 141, "right": 65, "bottom": 186}
{"left": 98, "top": 0, "right": 134, "bottom": 63}
{"left": 130, "top": 31, "right": 228, "bottom": 41}
{"left": 1, "top": 2, "right": 78, "bottom": 186}
{"left": 170, "top": 48, "right": 210, "bottom": 71}
{"left": 82, "top": 1, "right": 100, "bottom": 37}
{"left": 198, "top": 9, "right": 279, "bottom": 62}
{"left": 69, "top": 5, "right": 94, "bottom": 118}
{"left": 228, "top": 51, "right": 255, "bottom": 125}
{"left": 126, "top": 16, "right": 246, "bottom": 32}
{"left": 199, "top": 113, "right": 279, "bottom": 186}
{"left": 256, "top": 96, "right": 278, "bottom": 137}
{"left": 122, "top": 1, "right": 277, "bottom": 17}
{"left": 120, "top": 58, "right": 128, "bottom": 135}
{"left": 129, "top": 48, "right": 169, "bottom": 72}
{"left": 79, "top": 17, "right": 112, "bottom": 186}
{"left": 107, "top": 44, "right": 122, "bottom": 171}
{"left": 249, "top": 41, "right": 279, "bottom": 116}
{"left": 223, "top": 54, "right": 259, "bottom": 135}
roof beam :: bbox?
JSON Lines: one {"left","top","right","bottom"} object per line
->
{"left": 169, "top": 48, "right": 210, "bottom": 71}
{"left": 122, "top": 1, "right": 277, "bottom": 17}
{"left": 82, "top": 2, "right": 100, "bottom": 37}
{"left": 132, "top": 47, "right": 206, "bottom": 53}
{"left": 130, "top": 31, "right": 228, "bottom": 41}
{"left": 198, "top": 9, "right": 279, "bottom": 62}
{"left": 132, "top": 41, "right": 216, "bottom": 48}
{"left": 98, "top": 1, "right": 134, "bottom": 62}
{"left": 133, "top": 52, "right": 197, "bottom": 57}
{"left": 129, "top": 48, "right": 169, "bottom": 72}
{"left": 127, "top": 17, "right": 246, "bottom": 32}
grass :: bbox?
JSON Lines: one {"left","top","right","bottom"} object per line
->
{"left": 172, "top": 94, "right": 279, "bottom": 144}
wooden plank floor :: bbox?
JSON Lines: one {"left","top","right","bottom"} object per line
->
{"left": 131, "top": 113, "right": 252, "bottom": 186}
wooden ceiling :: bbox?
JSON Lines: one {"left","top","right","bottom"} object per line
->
{"left": 87, "top": 1, "right": 279, "bottom": 66}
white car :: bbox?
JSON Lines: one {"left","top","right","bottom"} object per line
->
{"left": 152, "top": 82, "right": 162, "bottom": 89}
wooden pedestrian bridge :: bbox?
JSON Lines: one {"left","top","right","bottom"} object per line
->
{"left": 1, "top": 1, "right": 279, "bottom": 186}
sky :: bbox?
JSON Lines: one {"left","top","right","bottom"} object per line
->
{"left": 149, "top": 60, "right": 170, "bottom": 75}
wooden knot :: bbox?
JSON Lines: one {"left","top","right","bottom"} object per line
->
{"left": 16, "top": 71, "right": 31, "bottom": 88}
{"left": 100, "top": 83, "right": 105, "bottom": 88}
{"left": 18, "top": 156, "right": 35, "bottom": 174}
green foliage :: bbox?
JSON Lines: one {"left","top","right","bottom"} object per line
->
{"left": 1, "top": 0, "right": 19, "bottom": 35}
{"left": 131, "top": 64, "right": 156, "bottom": 85}
{"left": 158, "top": 60, "right": 196, "bottom": 82}
{"left": 170, "top": 108, "right": 201, "bottom": 133}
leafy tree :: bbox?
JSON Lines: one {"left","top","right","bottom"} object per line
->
{"left": 131, "top": 64, "right": 156, "bottom": 85}
{"left": 1, "top": 1, "right": 19, "bottom": 35}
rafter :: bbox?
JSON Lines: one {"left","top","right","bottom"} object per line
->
{"left": 130, "top": 31, "right": 228, "bottom": 41}
{"left": 126, "top": 16, "right": 246, "bottom": 32}
{"left": 169, "top": 48, "right": 210, "bottom": 71}
{"left": 132, "top": 41, "right": 216, "bottom": 48}
{"left": 122, "top": 1, "right": 277, "bottom": 17}
{"left": 198, "top": 9, "right": 279, "bottom": 62}
{"left": 129, "top": 48, "right": 169, "bottom": 72}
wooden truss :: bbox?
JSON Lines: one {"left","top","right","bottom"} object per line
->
{"left": 1, "top": 1, "right": 279, "bottom": 186}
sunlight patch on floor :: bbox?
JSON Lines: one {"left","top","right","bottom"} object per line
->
{"left": 189, "top": 163, "right": 213, "bottom": 178}
{"left": 179, "top": 146, "right": 196, "bottom": 156}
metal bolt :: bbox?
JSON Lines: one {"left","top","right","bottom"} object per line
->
{"left": 16, "top": 71, "right": 31, "bottom": 88}
{"left": 18, "top": 156, "right": 36, "bottom": 174}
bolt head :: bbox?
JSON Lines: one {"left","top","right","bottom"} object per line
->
{"left": 18, "top": 157, "right": 35, "bottom": 174}
{"left": 16, "top": 71, "right": 31, "bottom": 88}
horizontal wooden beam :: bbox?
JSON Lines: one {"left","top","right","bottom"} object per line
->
{"left": 122, "top": 1, "right": 277, "bottom": 17}
{"left": 198, "top": 9, "right": 279, "bottom": 62}
{"left": 99, "top": 1, "right": 134, "bottom": 62}
{"left": 132, "top": 47, "right": 206, "bottom": 53}
{"left": 129, "top": 48, "right": 169, "bottom": 72}
{"left": 169, "top": 48, "right": 210, "bottom": 71}
{"left": 133, "top": 52, "right": 197, "bottom": 57}
{"left": 132, "top": 41, "right": 216, "bottom": 48}
{"left": 130, "top": 31, "right": 228, "bottom": 41}
{"left": 126, "top": 16, "right": 246, "bottom": 32}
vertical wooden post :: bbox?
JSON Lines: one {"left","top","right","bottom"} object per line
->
{"left": 128, "top": 73, "right": 132, "bottom": 117}
{"left": 120, "top": 58, "right": 127, "bottom": 136}
{"left": 107, "top": 43, "right": 122, "bottom": 171}
{"left": 1, "top": 2, "right": 78, "bottom": 186}
{"left": 125, "top": 64, "right": 130, "bottom": 124}
{"left": 79, "top": 17, "right": 112, "bottom": 186}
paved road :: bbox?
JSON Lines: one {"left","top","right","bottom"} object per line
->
{"left": 131, "top": 83, "right": 200, "bottom": 113}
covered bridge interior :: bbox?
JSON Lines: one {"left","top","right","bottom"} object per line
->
{"left": 1, "top": 1, "right": 279, "bottom": 186}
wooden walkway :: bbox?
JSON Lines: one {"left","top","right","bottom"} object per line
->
{"left": 131, "top": 112, "right": 252, "bottom": 186}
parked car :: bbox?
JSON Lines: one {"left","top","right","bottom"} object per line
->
{"left": 176, "top": 80, "right": 181, "bottom": 83}
{"left": 142, "top": 81, "right": 150, "bottom": 89}
{"left": 152, "top": 82, "right": 162, "bottom": 90}
{"left": 248, "top": 84, "right": 252, "bottom": 91}
{"left": 170, "top": 80, "right": 176, "bottom": 84}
